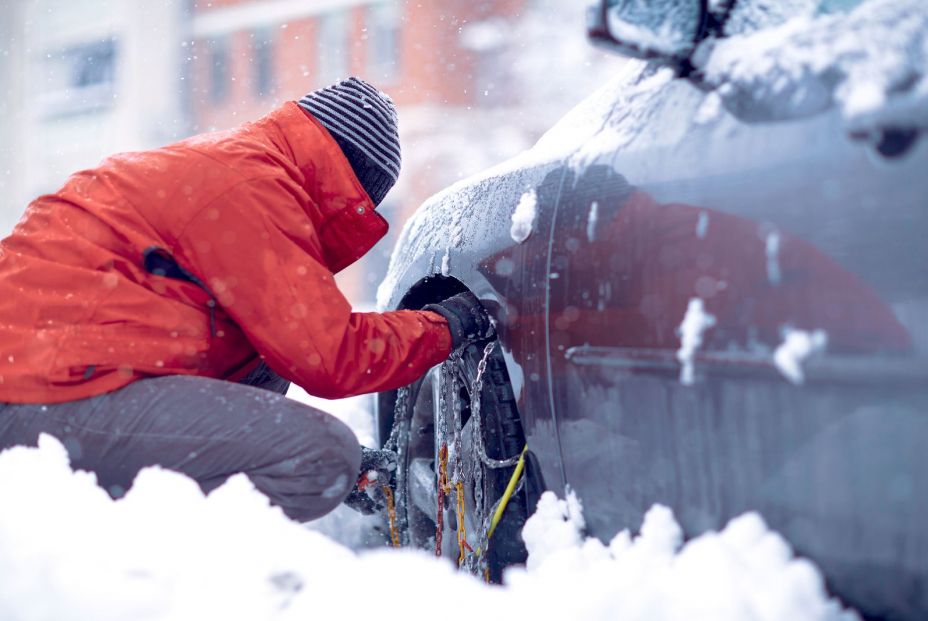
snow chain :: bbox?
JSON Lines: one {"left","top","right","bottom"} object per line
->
{"left": 435, "top": 443, "right": 450, "bottom": 556}
{"left": 385, "top": 385, "right": 411, "bottom": 546}
{"left": 381, "top": 485, "right": 401, "bottom": 548}
{"left": 383, "top": 341, "right": 527, "bottom": 577}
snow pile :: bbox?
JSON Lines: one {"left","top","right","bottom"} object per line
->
{"left": 773, "top": 328, "right": 828, "bottom": 384}
{"left": 510, "top": 189, "right": 537, "bottom": 243}
{"left": 0, "top": 437, "right": 860, "bottom": 621}
{"left": 696, "top": 0, "right": 928, "bottom": 132}
{"left": 511, "top": 492, "right": 858, "bottom": 621}
{"left": 676, "top": 297, "right": 717, "bottom": 385}
{"left": 0, "top": 436, "right": 487, "bottom": 621}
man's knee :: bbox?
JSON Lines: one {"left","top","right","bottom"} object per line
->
{"left": 252, "top": 408, "right": 361, "bottom": 522}
{"left": 311, "top": 415, "right": 362, "bottom": 512}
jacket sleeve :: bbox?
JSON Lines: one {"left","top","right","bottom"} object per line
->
{"left": 174, "top": 174, "right": 453, "bottom": 399}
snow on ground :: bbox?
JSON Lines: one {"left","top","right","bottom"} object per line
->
{"left": 0, "top": 435, "right": 859, "bottom": 621}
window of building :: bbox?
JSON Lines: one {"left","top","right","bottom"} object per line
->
{"left": 250, "top": 27, "right": 275, "bottom": 99}
{"left": 209, "top": 36, "right": 229, "bottom": 104}
{"left": 38, "top": 38, "right": 117, "bottom": 118}
{"left": 367, "top": 2, "right": 401, "bottom": 83}
{"left": 317, "top": 11, "right": 349, "bottom": 86}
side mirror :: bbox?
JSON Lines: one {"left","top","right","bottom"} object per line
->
{"left": 587, "top": 0, "right": 709, "bottom": 66}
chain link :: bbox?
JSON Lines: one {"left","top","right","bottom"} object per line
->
{"left": 470, "top": 342, "right": 522, "bottom": 469}
{"left": 456, "top": 480, "right": 469, "bottom": 566}
{"left": 470, "top": 344, "right": 494, "bottom": 542}
{"left": 384, "top": 385, "right": 409, "bottom": 452}
{"left": 387, "top": 385, "right": 411, "bottom": 545}
{"left": 435, "top": 443, "right": 450, "bottom": 556}
{"left": 381, "top": 485, "right": 401, "bottom": 548}
{"left": 435, "top": 358, "right": 453, "bottom": 557}
{"left": 447, "top": 350, "right": 469, "bottom": 565}
{"left": 386, "top": 340, "right": 521, "bottom": 573}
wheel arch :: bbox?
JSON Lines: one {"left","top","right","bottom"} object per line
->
{"left": 395, "top": 274, "right": 469, "bottom": 311}
{"left": 377, "top": 274, "right": 470, "bottom": 446}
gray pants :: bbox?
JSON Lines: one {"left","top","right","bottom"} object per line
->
{"left": 0, "top": 370, "right": 361, "bottom": 522}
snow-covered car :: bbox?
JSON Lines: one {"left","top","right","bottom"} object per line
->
{"left": 376, "top": 0, "right": 928, "bottom": 617}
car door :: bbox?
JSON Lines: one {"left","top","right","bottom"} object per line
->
{"left": 546, "top": 11, "right": 928, "bottom": 620}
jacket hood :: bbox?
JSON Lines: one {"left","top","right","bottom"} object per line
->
{"left": 249, "top": 102, "right": 389, "bottom": 274}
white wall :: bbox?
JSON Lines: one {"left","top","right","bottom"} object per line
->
{"left": 0, "top": 0, "right": 189, "bottom": 236}
{"left": 0, "top": 0, "right": 27, "bottom": 234}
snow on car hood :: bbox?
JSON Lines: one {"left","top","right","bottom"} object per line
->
{"left": 0, "top": 436, "right": 859, "bottom": 621}
{"left": 694, "top": 0, "right": 928, "bottom": 133}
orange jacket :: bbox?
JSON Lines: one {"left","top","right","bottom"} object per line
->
{"left": 0, "top": 102, "right": 451, "bottom": 404}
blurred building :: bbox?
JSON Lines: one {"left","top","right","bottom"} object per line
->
{"left": 1, "top": 0, "right": 622, "bottom": 305}
{"left": 187, "top": 0, "right": 534, "bottom": 304}
{"left": 0, "top": 0, "right": 190, "bottom": 234}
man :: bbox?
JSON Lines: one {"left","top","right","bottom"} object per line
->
{"left": 0, "top": 77, "right": 491, "bottom": 522}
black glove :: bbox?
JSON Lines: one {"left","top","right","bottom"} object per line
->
{"left": 423, "top": 292, "right": 495, "bottom": 350}
{"left": 343, "top": 446, "right": 399, "bottom": 515}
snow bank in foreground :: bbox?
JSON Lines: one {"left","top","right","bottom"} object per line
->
{"left": 0, "top": 437, "right": 858, "bottom": 621}
{"left": 516, "top": 492, "right": 857, "bottom": 621}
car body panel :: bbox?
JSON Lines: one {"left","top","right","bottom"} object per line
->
{"left": 543, "top": 75, "right": 927, "bottom": 617}
{"left": 379, "top": 159, "right": 573, "bottom": 491}
{"left": 378, "top": 2, "right": 927, "bottom": 616}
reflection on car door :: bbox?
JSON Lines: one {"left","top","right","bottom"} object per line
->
{"left": 546, "top": 72, "right": 928, "bottom": 619}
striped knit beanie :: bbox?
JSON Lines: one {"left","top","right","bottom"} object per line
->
{"left": 298, "top": 77, "right": 401, "bottom": 206}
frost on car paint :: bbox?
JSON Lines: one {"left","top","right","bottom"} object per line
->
{"left": 377, "top": 63, "right": 666, "bottom": 312}
{"left": 774, "top": 327, "right": 829, "bottom": 384}
{"left": 675, "top": 298, "right": 718, "bottom": 386}
{"left": 510, "top": 189, "right": 538, "bottom": 243}
{"left": 695, "top": 0, "right": 928, "bottom": 133}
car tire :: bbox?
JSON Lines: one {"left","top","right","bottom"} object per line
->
{"left": 382, "top": 339, "right": 528, "bottom": 581}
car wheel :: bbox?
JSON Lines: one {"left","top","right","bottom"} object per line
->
{"left": 384, "top": 339, "right": 528, "bottom": 581}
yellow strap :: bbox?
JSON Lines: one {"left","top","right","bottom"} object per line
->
{"left": 487, "top": 445, "right": 528, "bottom": 541}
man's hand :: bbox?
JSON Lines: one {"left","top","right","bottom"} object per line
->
{"left": 343, "top": 446, "right": 399, "bottom": 515}
{"left": 423, "top": 292, "right": 495, "bottom": 351}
